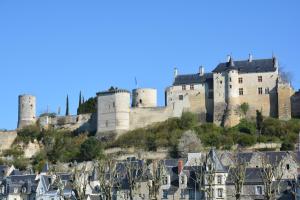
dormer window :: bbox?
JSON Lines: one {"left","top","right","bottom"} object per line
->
{"left": 162, "top": 176, "right": 168, "bottom": 185}
{"left": 22, "top": 186, "right": 27, "bottom": 193}
{"left": 180, "top": 176, "right": 185, "bottom": 185}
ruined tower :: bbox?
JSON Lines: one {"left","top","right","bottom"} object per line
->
{"left": 17, "top": 94, "right": 36, "bottom": 129}
{"left": 132, "top": 88, "right": 157, "bottom": 108}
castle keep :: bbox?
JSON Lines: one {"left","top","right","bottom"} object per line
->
{"left": 18, "top": 55, "right": 296, "bottom": 137}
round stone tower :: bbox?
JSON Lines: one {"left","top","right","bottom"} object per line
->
{"left": 132, "top": 88, "right": 157, "bottom": 108}
{"left": 18, "top": 94, "right": 36, "bottom": 129}
{"left": 224, "top": 58, "right": 240, "bottom": 127}
{"left": 96, "top": 88, "right": 130, "bottom": 136}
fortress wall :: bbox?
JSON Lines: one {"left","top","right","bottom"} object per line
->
{"left": 213, "top": 72, "right": 227, "bottom": 125}
{"left": 0, "top": 131, "right": 17, "bottom": 152}
{"left": 278, "top": 83, "right": 292, "bottom": 120}
{"left": 39, "top": 113, "right": 96, "bottom": 132}
{"left": 129, "top": 106, "right": 174, "bottom": 130}
{"left": 166, "top": 83, "right": 207, "bottom": 122}
{"left": 292, "top": 91, "right": 300, "bottom": 118}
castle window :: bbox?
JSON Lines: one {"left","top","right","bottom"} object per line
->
{"left": 229, "top": 77, "right": 232, "bottom": 82}
{"left": 113, "top": 102, "right": 115, "bottom": 108}
{"left": 229, "top": 85, "right": 232, "bottom": 89}
{"left": 238, "top": 77, "right": 243, "bottom": 83}
{"left": 179, "top": 95, "right": 183, "bottom": 100}
{"left": 218, "top": 188, "right": 223, "bottom": 198}
{"left": 258, "top": 87, "right": 263, "bottom": 95}
{"left": 265, "top": 88, "right": 269, "bottom": 94}
{"left": 286, "top": 164, "right": 290, "bottom": 170}
{"left": 182, "top": 85, "right": 186, "bottom": 91}
{"left": 217, "top": 175, "right": 222, "bottom": 184}
{"left": 255, "top": 186, "right": 263, "bottom": 195}
{"left": 220, "top": 81, "right": 223, "bottom": 84}
{"left": 162, "top": 176, "right": 168, "bottom": 185}
{"left": 190, "top": 84, "right": 194, "bottom": 90}
{"left": 163, "top": 190, "right": 168, "bottom": 199}
{"left": 105, "top": 120, "right": 109, "bottom": 127}
{"left": 239, "top": 88, "right": 244, "bottom": 96}
{"left": 258, "top": 76, "right": 263, "bottom": 82}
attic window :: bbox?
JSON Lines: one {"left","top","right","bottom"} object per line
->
{"left": 162, "top": 176, "right": 168, "bottom": 185}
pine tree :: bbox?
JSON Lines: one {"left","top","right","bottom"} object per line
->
{"left": 66, "top": 95, "right": 69, "bottom": 116}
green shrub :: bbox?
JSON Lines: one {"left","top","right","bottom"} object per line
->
{"left": 235, "top": 119, "right": 256, "bottom": 134}
{"left": 179, "top": 112, "right": 198, "bottom": 130}
{"left": 281, "top": 141, "right": 295, "bottom": 151}
{"left": 237, "top": 134, "right": 256, "bottom": 147}
{"left": 79, "top": 137, "right": 104, "bottom": 161}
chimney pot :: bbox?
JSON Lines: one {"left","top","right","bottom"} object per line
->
{"left": 227, "top": 55, "right": 231, "bottom": 62}
{"left": 248, "top": 54, "right": 253, "bottom": 62}
{"left": 199, "top": 66, "right": 204, "bottom": 76}
{"left": 174, "top": 68, "right": 178, "bottom": 78}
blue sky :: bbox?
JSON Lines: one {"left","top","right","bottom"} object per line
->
{"left": 0, "top": 1, "right": 299, "bottom": 130}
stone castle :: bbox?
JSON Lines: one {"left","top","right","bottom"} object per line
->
{"left": 17, "top": 55, "right": 299, "bottom": 138}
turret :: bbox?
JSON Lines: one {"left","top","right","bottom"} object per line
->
{"left": 17, "top": 94, "right": 36, "bottom": 129}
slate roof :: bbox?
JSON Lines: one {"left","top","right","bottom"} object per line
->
{"left": 213, "top": 58, "right": 277, "bottom": 74}
{"left": 227, "top": 168, "right": 263, "bottom": 185}
{"left": 207, "top": 149, "right": 227, "bottom": 172}
{"left": 0, "top": 165, "right": 8, "bottom": 181}
{"left": 173, "top": 73, "right": 213, "bottom": 86}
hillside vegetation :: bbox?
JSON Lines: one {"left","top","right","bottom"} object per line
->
{"left": 110, "top": 112, "right": 300, "bottom": 151}
{"left": 2, "top": 112, "right": 300, "bottom": 171}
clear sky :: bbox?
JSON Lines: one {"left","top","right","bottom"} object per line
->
{"left": 0, "top": 0, "right": 299, "bottom": 130}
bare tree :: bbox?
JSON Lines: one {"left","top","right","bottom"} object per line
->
{"left": 95, "top": 158, "right": 120, "bottom": 200}
{"left": 122, "top": 158, "right": 145, "bottom": 200}
{"left": 228, "top": 151, "right": 248, "bottom": 200}
{"left": 260, "top": 154, "right": 284, "bottom": 200}
{"left": 204, "top": 163, "right": 216, "bottom": 200}
{"left": 72, "top": 164, "right": 89, "bottom": 200}
{"left": 147, "top": 160, "right": 166, "bottom": 200}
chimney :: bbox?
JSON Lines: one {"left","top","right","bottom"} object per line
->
{"left": 227, "top": 55, "right": 231, "bottom": 62}
{"left": 199, "top": 66, "right": 204, "bottom": 76}
{"left": 174, "top": 68, "right": 178, "bottom": 78}
{"left": 178, "top": 160, "right": 183, "bottom": 174}
{"left": 248, "top": 54, "right": 253, "bottom": 62}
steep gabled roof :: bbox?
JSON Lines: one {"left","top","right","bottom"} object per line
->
{"left": 173, "top": 73, "right": 213, "bottom": 86}
{"left": 213, "top": 58, "right": 276, "bottom": 74}
{"left": 207, "top": 148, "right": 226, "bottom": 173}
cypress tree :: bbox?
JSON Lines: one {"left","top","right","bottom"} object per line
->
{"left": 79, "top": 91, "right": 82, "bottom": 107}
{"left": 66, "top": 95, "right": 69, "bottom": 116}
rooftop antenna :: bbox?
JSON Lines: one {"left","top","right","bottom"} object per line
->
{"left": 58, "top": 106, "right": 61, "bottom": 115}
{"left": 134, "top": 77, "right": 138, "bottom": 89}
